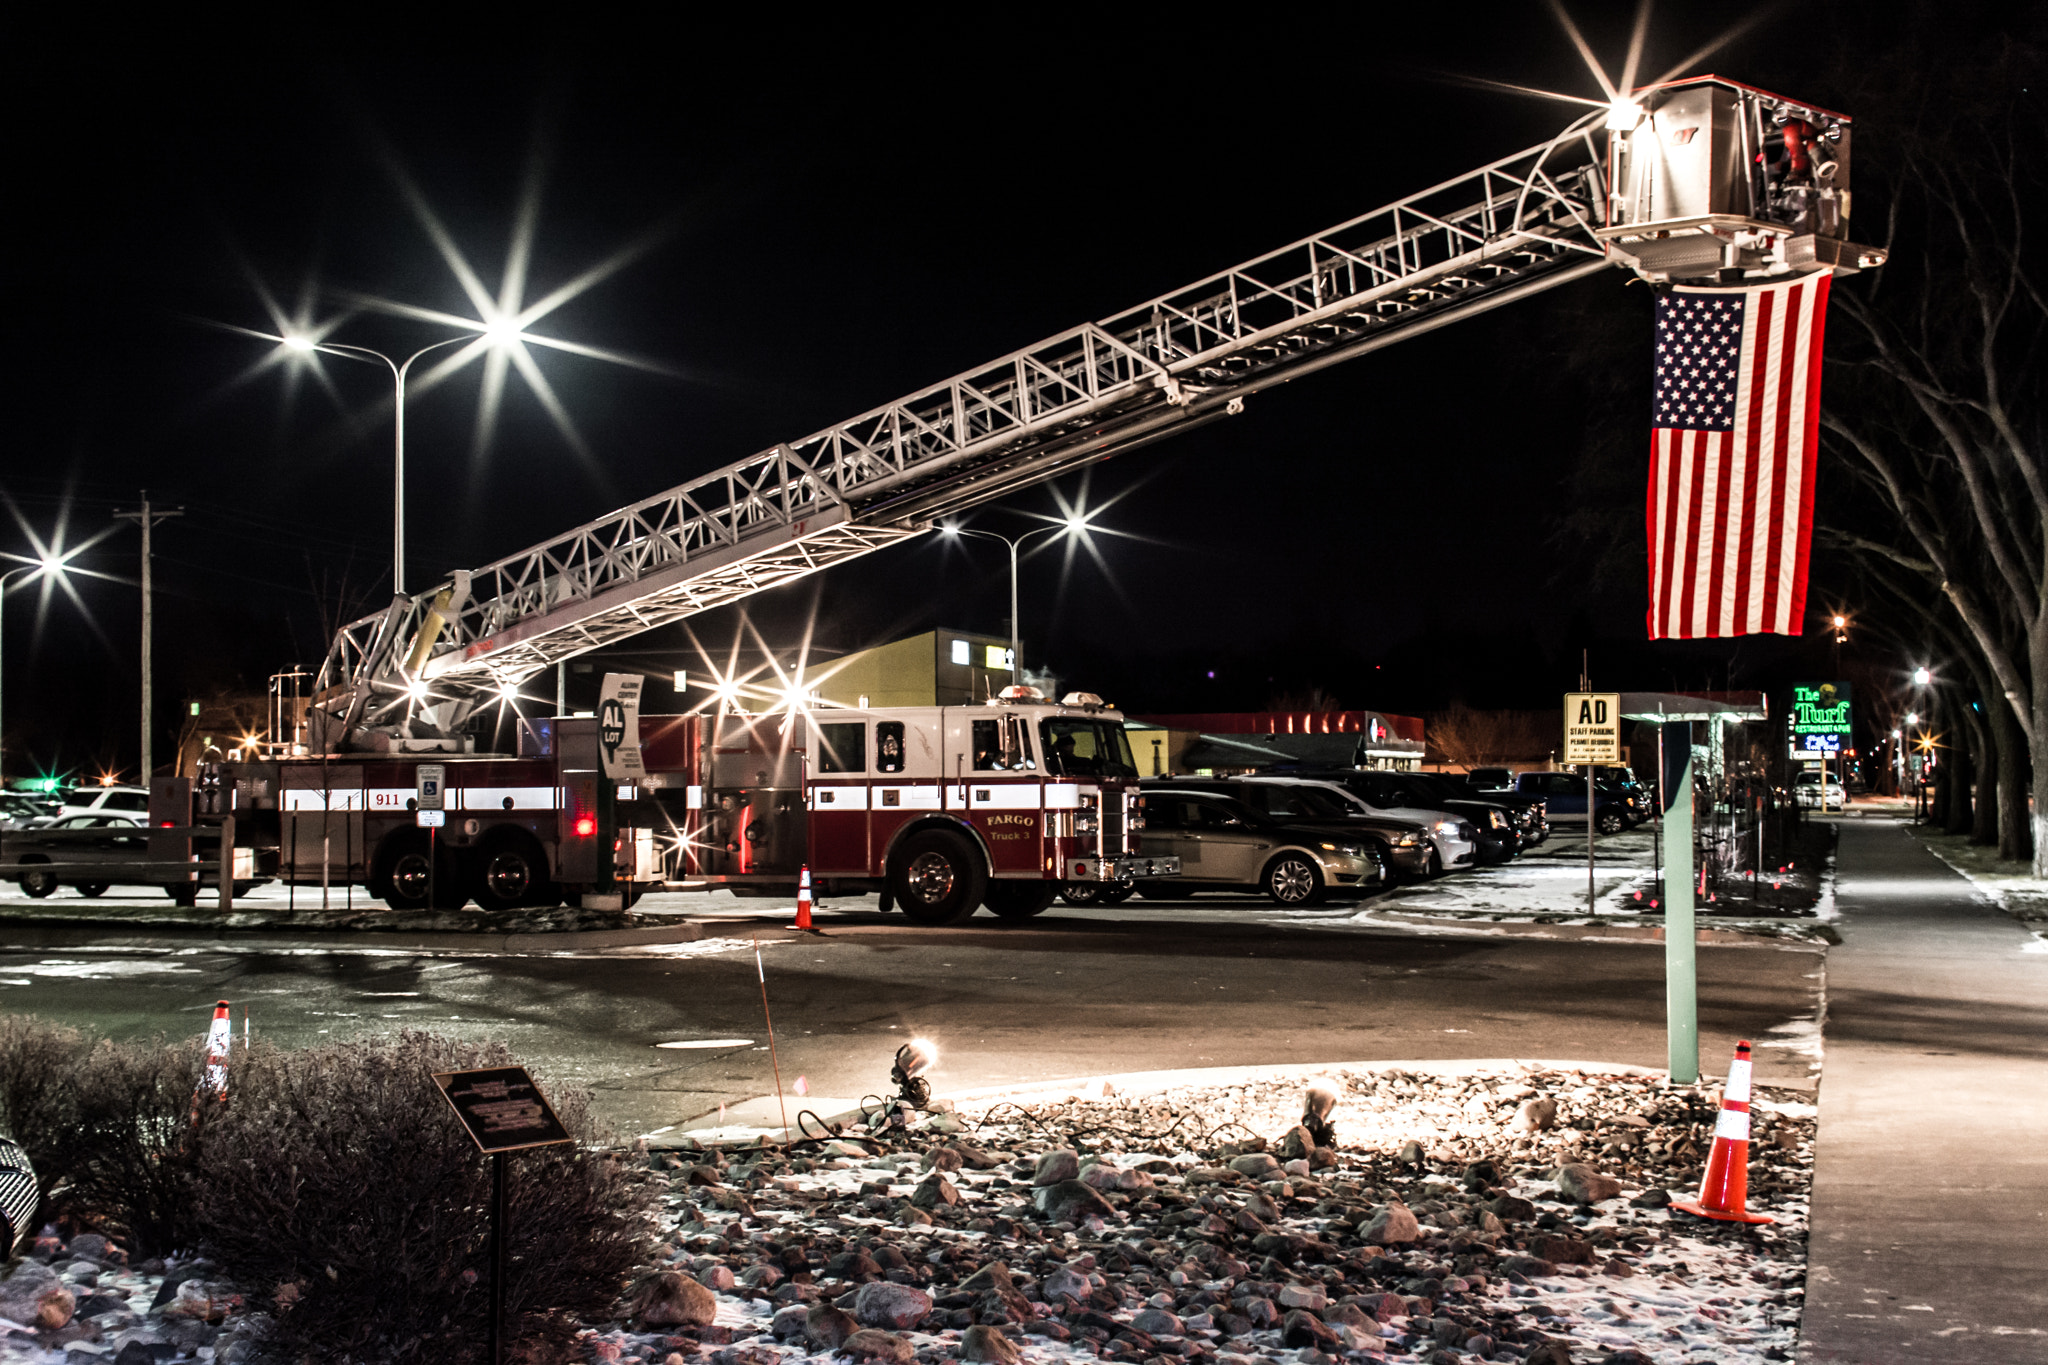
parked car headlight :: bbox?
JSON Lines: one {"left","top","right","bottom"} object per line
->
{"left": 1394, "top": 832, "right": 1424, "bottom": 847}
{"left": 1489, "top": 810, "right": 1509, "bottom": 830}
{"left": 1318, "top": 842, "right": 1364, "bottom": 857}
{"left": 1432, "top": 820, "right": 1461, "bottom": 837}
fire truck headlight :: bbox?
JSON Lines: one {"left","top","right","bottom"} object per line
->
{"left": 1075, "top": 814, "right": 1099, "bottom": 834}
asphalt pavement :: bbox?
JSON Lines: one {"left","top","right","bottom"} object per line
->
{"left": 1801, "top": 818, "right": 2048, "bottom": 1363}
{"left": 0, "top": 894, "right": 1823, "bottom": 1138}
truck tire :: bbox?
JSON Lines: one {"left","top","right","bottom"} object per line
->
{"left": 166, "top": 884, "right": 199, "bottom": 907}
{"left": 1596, "top": 808, "right": 1627, "bottom": 835}
{"left": 888, "top": 829, "right": 986, "bottom": 927}
{"left": 373, "top": 831, "right": 462, "bottom": 910}
{"left": 17, "top": 860, "right": 55, "bottom": 899}
{"left": 984, "top": 881, "right": 1057, "bottom": 920}
{"left": 1058, "top": 881, "right": 1106, "bottom": 906}
{"left": 473, "top": 832, "right": 546, "bottom": 912}
{"left": 1100, "top": 880, "right": 1137, "bottom": 904}
{"left": 74, "top": 882, "right": 111, "bottom": 898}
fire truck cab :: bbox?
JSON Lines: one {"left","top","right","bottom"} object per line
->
{"left": 674, "top": 691, "right": 1177, "bottom": 923}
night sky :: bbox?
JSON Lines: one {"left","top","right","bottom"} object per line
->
{"left": 1, "top": 4, "right": 2018, "bottom": 777}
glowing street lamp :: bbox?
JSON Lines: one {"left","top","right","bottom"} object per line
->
{"left": 942, "top": 516, "right": 1093, "bottom": 684}
{"left": 280, "top": 330, "right": 518, "bottom": 596}
{"left": 0, "top": 558, "right": 69, "bottom": 784}
{"left": 1912, "top": 667, "right": 1932, "bottom": 687}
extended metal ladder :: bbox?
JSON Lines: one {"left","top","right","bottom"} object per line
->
{"left": 318, "top": 113, "right": 1610, "bottom": 747}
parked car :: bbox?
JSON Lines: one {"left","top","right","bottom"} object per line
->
{"left": 1132, "top": 789, "right": 1387, "bottom": 904}
{"left": 46, "top": 784, "right": 151, "bottom": 827}
{"left": 0, "top": 792, "right": 61, "bottom": 831}
{"left": 9, "top": 812, "right": 150, "bottom": 898}
{"left": 1261, "top": 770, "right": 1483, "bottom": 875}
{"left": 1465, "top": 767, "right": 1516, "bottom": 791}
{"left": 1794, "top": 770, "right": 1845, "bottom": 811}
{"left": 1140, "top": 776, "right": 1439, "bottom": 879}
{"left": 1429, "top": 772, "right": 1550, "bottom": 847}
{"left": 1512, "top": 771, "right": 1643, "bottom": 833}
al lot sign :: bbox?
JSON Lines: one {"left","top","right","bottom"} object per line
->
{"left": 1563, "top": 692, "right": 1621, "bottom": 764}
{"left": 1789, "top": 681, "right": 1852, "bottom": 756}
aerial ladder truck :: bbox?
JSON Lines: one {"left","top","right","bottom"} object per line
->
{"left": 152, "top": 76, "right": 1879, "bottom": 925}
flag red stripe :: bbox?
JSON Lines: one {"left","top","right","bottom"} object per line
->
{"left": 1786, "top": 273, "right": 1831, "bottom": 627}
{"left": 1680, "top": 430, "right": 1710, "bottom": 638}
{"left": 1734, "top": 287, "right": 1775, "bottom": 633}
{"left": 1705, "top": 430, "right": 1731, "bottom": 634}
{"left": 1656, "top": 429, "right": 1685, "bottom": 638}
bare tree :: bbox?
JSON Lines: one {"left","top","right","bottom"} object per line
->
{"left": 1822, "top": 46, "right": 2047, "bottom": 867}
{"left": 1426, "top": 702, "right": 1558, "bottom": 770}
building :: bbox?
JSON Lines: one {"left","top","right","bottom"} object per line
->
{"left": 1125, "top": 710, "right": 1427, "bottom": 776}
{"left": 810, "top": 629, "right": 1022, "bottom": 709}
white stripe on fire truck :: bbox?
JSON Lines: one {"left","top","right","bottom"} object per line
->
{"left": 1044, "top": 783, "right": 1081, "bottom": 810}
{"left": 459, "top": 787, "right": 558, "bottom": 811}
{"left": 874, "top": 785, "right": 943, "bottom": 810}
{"left": 968, "top": 785, "right": 1042, "bottom": 810}
{"left": 808, "top": 785, "right": 871, "bottom": 811}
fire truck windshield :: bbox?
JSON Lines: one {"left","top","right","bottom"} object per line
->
{"left": 1040, "top": 718, "right": 1137, "bottom": 778}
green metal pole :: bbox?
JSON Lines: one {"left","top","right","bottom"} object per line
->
{"left": 1662, "top": 721, "right": 1698, "bottom": 1084}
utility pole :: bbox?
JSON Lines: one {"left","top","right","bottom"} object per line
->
{"left": 115, "top": 491, "right": 183, "bottom": 783}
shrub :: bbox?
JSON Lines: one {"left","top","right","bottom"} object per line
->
{"left": 0, "top": 1016, "right": 205, "bottom": 1254}
{"left": 187, "top": 1030, "right": 658, "bottom": 1364}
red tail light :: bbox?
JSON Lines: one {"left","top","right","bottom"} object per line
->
{"left": 574, "top": 815, "right": 597, "bottom": 837}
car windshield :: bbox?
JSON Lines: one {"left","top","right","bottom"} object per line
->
{"left": 1040, "top": 719, "right": 1137, "bottom": 777}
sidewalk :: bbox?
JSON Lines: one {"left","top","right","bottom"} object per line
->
{"left": 1802, "top": 817, "right": 2048, "bottom": 1363}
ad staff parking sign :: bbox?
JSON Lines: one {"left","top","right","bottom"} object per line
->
{"left": 1563, "top": 693, "right": 1621, "bottom": 764}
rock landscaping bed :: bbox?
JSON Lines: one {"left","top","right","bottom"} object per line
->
{"left": 1, "top": 1064, "right": 1817, "bottom": 1365}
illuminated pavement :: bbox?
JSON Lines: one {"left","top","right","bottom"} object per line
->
{"left": 1801, "top": 818, "right": 2048, "bottom": 1363}
{"left": 0, "top": 891, "right": 1822, "bottom": 1141}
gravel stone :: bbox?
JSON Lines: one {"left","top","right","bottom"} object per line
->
{"left": 852, "top": 1280, "right": 933, "bottom": 1329}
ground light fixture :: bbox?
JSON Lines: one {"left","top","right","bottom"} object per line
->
{"left": 890, "top": 1038, "right": 938, "bottom": 1109}
{"left": 1301, "top": 1077, "right": 1339, "bottom": 1149}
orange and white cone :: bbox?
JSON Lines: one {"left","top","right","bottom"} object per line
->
{"left": 190, "top": 999, "right": 232, "bottom": 1121}
{"left": 1670, "top": 1040, "right": 1774, "bottom": 1225}
{"left": 795, "top": 865, "right": 814, "bottom": 931}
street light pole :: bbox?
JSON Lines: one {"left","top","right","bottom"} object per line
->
{"left": 0, "top": 561, "right": 64, "bottom": 786}
{"left": 285, "top": 333, "right": 479, "bottom": 596}
{"left": 115, "top": 491, "right": 183, "bottom": 783}
{"left": 945, "top": 521, "right": 1079, "bottom": 685}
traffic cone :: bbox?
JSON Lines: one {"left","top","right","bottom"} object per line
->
{"left": 795, "top": 865, "right": 814, "bottom": 930}
{"left": 190, "top": 1000, "right": 232, "bottom": 1123}
{"left": 1669, "top": 1040, "right": 1774, "bottom": 1225}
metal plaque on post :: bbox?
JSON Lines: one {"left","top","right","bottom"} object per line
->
{"left": 433, "top": 1066, "right": 573, "bottom": 1154}
{"left": 1563, "top": 693, "right": 1622, "bottom": 764}
{"left": 598, "top": 674, "right": 646, "bottom": 781}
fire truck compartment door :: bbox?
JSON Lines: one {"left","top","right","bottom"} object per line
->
{"left": 1044, "top": 783, "right": 1081, "bottom": 809}
{"left": 967, "top": 784, "right": 1040, "bottom": 810}
{"left": 807, "top": 784, "right": 871, "bottom": 811}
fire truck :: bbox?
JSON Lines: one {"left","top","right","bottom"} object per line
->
{"left": 174, "top": 687, "right": 1171, "bottom": 924}
{"left": 169, "top": 76, "right": 1876, "bottom": 920}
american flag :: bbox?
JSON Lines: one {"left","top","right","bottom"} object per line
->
{"left": 1646, "top": 273, "right": 1832, "bottom": 639}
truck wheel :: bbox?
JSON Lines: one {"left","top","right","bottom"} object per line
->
{"left": 1596, "top": 809, "right": 1627, "bottom": 835}
{"left": 1100, "top": 880, "right": 1137, "bottom": 904}
{"left": 984, "top": 881, "right": 1057, "bottom": 921}
{"left": 1058, "top": 881, "right": 1104, "bottom": 906}
{"left": 373, "top": 832, "right": 459, "bottom": 910}
{"left": 18, "top": 860, "right": 55, "bottom": 899}
{"left": 473, "top": 833, "right": 545, "bottom": 912}
{"left": 889, "top": 830, "right": 986, "bottom": 926}
{"left": 75, "top": 882, "right": 111, "bottom": 898}
{"left": 1263, "top": 854, "right": 1325, "bottom": 906}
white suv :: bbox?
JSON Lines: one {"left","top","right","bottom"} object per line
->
{"left": 46, "top": 785, "right": 152, "bottom": 826}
